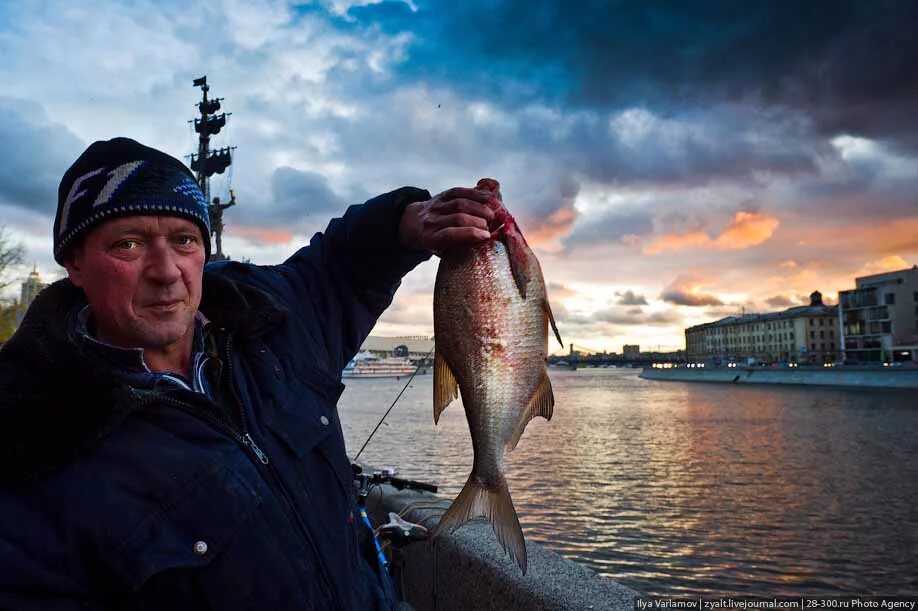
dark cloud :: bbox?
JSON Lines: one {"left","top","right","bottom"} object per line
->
{"left": 266, "top": 166, "right": 348, "bottom": 222}
{"left": 363, "top": 1, "right": 917, "bottom": 150}
{"left": 0, "top": 98, "right": 84, "bottom": 214}
{"left": 616, "top": 290, "right": 648, "bottom": 306}
{"left": 592, "top": 306, "right": 680, "bottom": 326}
{"left": 765, "top": 295, "right": 794, "bottom": 308}
{"left": 661, "top": 289, "right": 723, "bottom": 307}
{"left": 564, "top": 207, "right": 654, "bottom": 248}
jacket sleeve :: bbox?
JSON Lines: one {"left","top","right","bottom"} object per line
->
{"left": 209, "top": 186, "right": 432, "bottom": 376}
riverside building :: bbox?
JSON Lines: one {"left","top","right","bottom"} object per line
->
{"left": 685, "top": 291, "right": 838, "bottom": 364}
{"left": 359, "top": 335, "right": 435, "bottom": 361}
{"left": 838, "top": 265, "right": 918, "bottom": 364}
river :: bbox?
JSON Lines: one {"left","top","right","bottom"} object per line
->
{"left": 338, "top": 368, "right": 918, "bottom": 597}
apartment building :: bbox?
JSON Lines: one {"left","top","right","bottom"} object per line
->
{"left": 685, "top": 291, "right": 839, "bottom": 364}
{"left": 838, "top": 266, "right": 918, "bottom": 363}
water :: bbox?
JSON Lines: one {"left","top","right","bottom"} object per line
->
{"left": 338, "top": 368, "right": 918, "bottom": 596}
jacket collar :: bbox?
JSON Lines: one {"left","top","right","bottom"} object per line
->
{"left": 0, "top": 270, "right": 286, "bottom": 489}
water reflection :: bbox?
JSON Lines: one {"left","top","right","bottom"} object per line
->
{"left": 338, "top": 369, "right": 918, "bottom": 596}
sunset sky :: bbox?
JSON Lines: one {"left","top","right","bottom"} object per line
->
{"left": 1, "top": 1, "right": 916, "bottom": 353}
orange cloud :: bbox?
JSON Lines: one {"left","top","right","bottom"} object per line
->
{"left": 644, "top": 211, "right": 780, "bottom": 255}
{"left": 857, "top": 255, "right": 911, "bottom": 277}
{"left": 230, "top": 226, "right": 296, "bottom": 245}
{"left": 713, "top": 211, "right": 780, "bottom": 249}
{"left": 523, "top": 207, "right": 577, "bottom": 250}
{"left": 546, "top": 281, "right": 578, "bottom": 298}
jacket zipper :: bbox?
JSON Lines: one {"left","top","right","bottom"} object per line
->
{"left": 134, "top": 334, "right": 341, "bottom": 610}
{"left": 223, "top": 333, "right": 341, "bottom": 610}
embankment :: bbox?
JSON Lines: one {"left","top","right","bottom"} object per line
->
{"left": 366, "top": 485, "right": 639, "bottom": 611}
{"left": 639, "top": 366, "right": 918, "bottom": 389}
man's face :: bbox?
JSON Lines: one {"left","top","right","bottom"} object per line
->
{"left": 65, "top": 216, "right": 206, "bottom": 351}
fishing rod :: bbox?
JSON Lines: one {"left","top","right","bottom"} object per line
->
{"left": 353, "top": 345, "right": 435, "bottom": 462}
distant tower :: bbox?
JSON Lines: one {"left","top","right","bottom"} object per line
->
{"left": 15, "top": 266, "right": 48, "bottom": 327}
{"left": 20, "top": 266, "right": 46, "bottom": 308}
{"left": 809, "top": 290, "right": 823, "bottom": 306}
{"left": 189, "top": 76, "right": 237, "bottom": 261}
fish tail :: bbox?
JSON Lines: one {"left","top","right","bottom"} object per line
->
{"left": 435, "top": 475, "right": 528, "bottom": 574}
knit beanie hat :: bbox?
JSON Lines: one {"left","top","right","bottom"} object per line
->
{"left": 53, "top": 137, "right": 211, "bottom": 264}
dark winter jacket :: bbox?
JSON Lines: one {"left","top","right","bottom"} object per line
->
{"left": 0, "top": 187, "right": 431, "bottom": 610}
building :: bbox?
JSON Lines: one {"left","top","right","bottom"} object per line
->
{"left": 685, "top": 291, "right": 838, "bottom": 364}
{"left": 14, "top": 266, "right": 49, "bottom": 327}
{"left": 20, "top": 266, "right": 47, "bottom": 307}
{"left": 622, "top": 344, "right": 640, "bottom": 359}
{"left": 359, "top": 335, "right": 435, "bottom": 363}
{"left": 838, "top": 265, "right": 918, "bottom": 364}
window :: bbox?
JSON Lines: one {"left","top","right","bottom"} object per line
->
{"left": 885, "top": 293, "right": 896, "bottom": 305}
{"left": 819, "top": 319, "right": 824, "bottom": 326}
{"left": 914, "top": 291, "right": 918, "bottom": 302}
{"left": 811, "top": 343, "right": 816, "bottom": 350}
{"left": 882, "top": 321, "right": 891, "bottom": 333}
{"left": 810, "top": 331, "right": 815, "bottom": 339}
{"left": 820, "top": 331, "right": 825, "bottom": 339}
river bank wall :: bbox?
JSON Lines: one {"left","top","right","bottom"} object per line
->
{"left": 366, "top": 484, "right": 639, "bottom": 611}
{"left": 639, "top": 366, "right": 918, "bottom": 389}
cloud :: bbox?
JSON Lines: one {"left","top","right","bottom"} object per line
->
{"left": 661, "top": 290, "right": 723, "bottom": 307}
{"left": 856, "top": 255, "right": 912, "bottom": 278}
{"left": 0, "top": 98, "right": 84, "bottom": 214}
{"left": 660, "top": 275, "right": 724, "bottom": 307}
{"left": 592, "top": 306, "right": 681, "bottom": 327}
{"left": 615, "top": 290, "right": 647, "bottom": 306}
{"left": 644, "top": 211, "right": 780, "bottom": 255}
{"left": 765, "top": 295, "right": 794, "bottom": 308}
{"left": 366, "top": 1, "right": 918, "bottom": 151}
{"left": 546, "top": 281, "right": 577, "bottom": 299}
{"left": 270, "top": 166, "right": 348, "bottom": 219}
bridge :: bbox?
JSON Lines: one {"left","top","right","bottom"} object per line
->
{"left": 547, "top": 343, "right": 686, "bottom": 369}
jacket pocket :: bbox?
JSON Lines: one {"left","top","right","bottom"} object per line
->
{"left": 265, "top": 373, "right": 352, "bottom": 495}
{"left": 110, "top": 462, "right": 262, "bottom": 591}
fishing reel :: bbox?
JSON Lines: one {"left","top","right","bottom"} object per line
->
{"left": 351, "top": 464, "right": 438, "bottom": 548}
{"left": 352, "top": 464, "right": 439, "bottom": 497}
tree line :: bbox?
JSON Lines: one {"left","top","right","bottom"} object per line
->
{"left": 0, "top": 227, "right": 25, "bottom": 343}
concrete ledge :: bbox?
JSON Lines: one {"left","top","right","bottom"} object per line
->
{"left": 366, "top": 485, "right": 639, "bottom": 611}
{"left": 639, "top": 366, "right": 918, "bottom": 389}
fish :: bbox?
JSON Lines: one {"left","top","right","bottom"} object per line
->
{"left": 432, "top": 177, "right": 563, "bottom": 574}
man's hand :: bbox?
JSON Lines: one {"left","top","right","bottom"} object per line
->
{"left": 398, "top": 187, "right": 496, "bottom": 253}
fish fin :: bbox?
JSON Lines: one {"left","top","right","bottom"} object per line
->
{"left": 508, "top": 372, "right": 554, "bottom": 451}
{"left": 434, "top": 476, "right": 527, "bottom": 574}
{"left": 434, "top": 350, "right": 459, "bottom": 424}
{"left": 502, "top": 232, "right": 530, "bottom": 300}
{"left": 544, "top": 299, "right": 564, "bottom": 348}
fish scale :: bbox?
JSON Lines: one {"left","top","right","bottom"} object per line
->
{"left": 432, "top": 178, "right": 563, "bottom": 574}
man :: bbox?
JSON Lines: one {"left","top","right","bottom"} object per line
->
{"left": 0, "top": 138, "right": 494, "bottom": 609}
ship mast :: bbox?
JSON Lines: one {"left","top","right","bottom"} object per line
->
{"left": 189, "top": 76, "right": 236, "bottom": 261}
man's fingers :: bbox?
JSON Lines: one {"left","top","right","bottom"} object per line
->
{"left": 428, "top": 212, "right": 489, "bottom": 232}
{"left": 437, "top": 187, "right": 492, "bottom": 204}
{"left": 430, "top": 198, "right": 495, "bottom": 222}
{"left": 431, "top": 226, "right": 491, "bottom": 250}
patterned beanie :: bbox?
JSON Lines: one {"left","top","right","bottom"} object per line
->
{"left": 53, "top": 137, "right": 211, "bottom": 264}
